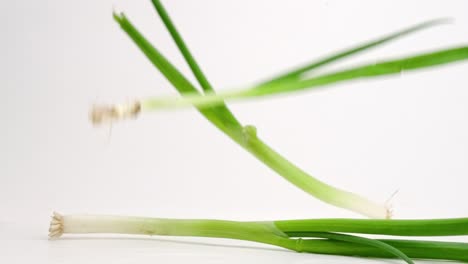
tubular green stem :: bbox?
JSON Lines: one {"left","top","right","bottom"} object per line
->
{"left": 50, "top": 213, "right": 468, "bottom": 262}
{"left": 275, "top": 218, "right": 468, "bottom": 237}
{"left": 240, "top": 126, "right": 389, "bottom": 219}
{"left": 298, "top": 239, "right": 468, "bottom": 262}
{"left": 150, "top": 0, "right": 243, "bottom": 136}
{"left": 151, "top": 0, "right": 213, "bottom": 94}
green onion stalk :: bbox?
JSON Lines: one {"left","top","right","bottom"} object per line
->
{"left": 49, "top": 212, "right": 468, "bottom": 263}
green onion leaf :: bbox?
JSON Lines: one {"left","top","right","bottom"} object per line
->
{"left": 149, "top": 0, "right": 242, "bottom": 133}
{"left": 250, "top": 46, "right": 468, "bottom": 97}
{"left": 297, "top": 238, "right": 468, "bottom": 262}
{"left": 275, "top": 217, "right": 468, "bottom": 237}
{"left": 300, "top": 232, "right": 414, "bottom": 264}
{"left": 259, "top": 18, "right": 450, "bottom": 85}
{"left": 140, "top": 46, "right": 468, "bottom": 109}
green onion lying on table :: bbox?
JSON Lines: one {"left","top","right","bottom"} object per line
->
{"left": 50, "top": 213, "right": 468, "bottom": 263}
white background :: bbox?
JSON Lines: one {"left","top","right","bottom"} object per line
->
{"left": 1, "top": 0, "right": 468, "bottom": 263}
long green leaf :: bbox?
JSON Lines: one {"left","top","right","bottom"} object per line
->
{"left": 249, "top": 46, "right": 468, "bottom": 97}
{"left": 275, "top": 217, "right": 468, "bottom": 237}
{"left": 150, "top": 0, "right": 242, "bottom": 131}
{"left": 150, "top": 0, "right": 212, "bottom": 94}
{"left": 259, "top": 18, "right": 450, "bottom": 85}
{"left": 299, "top": 232, "right": 414, "bottom": 264}
{"left": 141, "top": 46, "right": 468, "bottom": 110}
{"left": 298, "top": 238, "right": 468, "bottom": 262}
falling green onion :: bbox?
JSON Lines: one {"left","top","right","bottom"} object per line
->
{"left": 91, "top": 9, "right": 396, "bottom": 219}
{"left": 93, "top": 6, "right": 468, "bottom": 219}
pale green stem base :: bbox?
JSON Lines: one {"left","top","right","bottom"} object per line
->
{"left": 50, "top": 213, "right": 291, "bottom": 249}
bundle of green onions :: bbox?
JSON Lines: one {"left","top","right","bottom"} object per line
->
{"left": 49, "top": 212, "right": 468, "bottom": 263}
{"left": 55, "top": 0, "right": 468, "bottom": 262}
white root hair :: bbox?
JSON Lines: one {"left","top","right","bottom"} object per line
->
{"left": 49, "top": 212, "right": 64, "bottom": 239}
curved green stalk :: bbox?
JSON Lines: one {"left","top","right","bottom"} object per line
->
{"left": 296, "top": 232, "right": 414, "bottom": 264}
{"left": 113, "top": 11, "right": 389, "bottom": 218}
{"left": 241, "top": 126, "right": 388, "bottom": 218}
